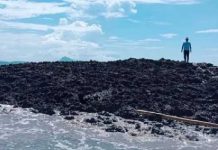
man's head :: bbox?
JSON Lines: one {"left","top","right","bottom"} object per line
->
{"left": 186, "top": 37, "right": 189, "bottom": 41}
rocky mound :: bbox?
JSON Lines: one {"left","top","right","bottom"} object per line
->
{"left": 0, "top": 58, "right": 217, "bottom": 124}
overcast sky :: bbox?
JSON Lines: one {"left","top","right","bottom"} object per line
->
{"left": 0, "top": 0, "right": 218, "bottom": 65}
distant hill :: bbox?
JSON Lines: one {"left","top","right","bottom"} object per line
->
{"left": 59, "top": 56, "right": 73, "bottom": 62}
{"left": 0, "top": 61, "right": 25, "bottom": 66}
{"left": 0, "top": 57, "right": 74, "bottom": 65}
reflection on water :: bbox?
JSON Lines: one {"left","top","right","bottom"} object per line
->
{"left": 0, "top": 105, "right": 217, "bottom": 150}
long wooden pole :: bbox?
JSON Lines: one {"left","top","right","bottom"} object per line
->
{"left": 136, "top": 109, "right": 218, "bottom": 128}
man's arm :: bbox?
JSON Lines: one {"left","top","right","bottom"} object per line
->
{"left": 181, "top": 43, "right": 184, "bottom": 52}
{"left": 190, "top": 43, "right": 192, "bottom": 52}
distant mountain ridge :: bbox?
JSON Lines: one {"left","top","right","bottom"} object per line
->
{"left": 0, "top": 61, "right": 25, "bottom": 66}
{"left": 0, "top": 57, "right": 74, "bottom": 65}
{"left": 59, "top": 56, "right": 73, "bottom": 62}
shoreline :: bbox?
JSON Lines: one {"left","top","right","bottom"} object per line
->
{"left": 1, "top": 104, "right": 217, "bottom": 141}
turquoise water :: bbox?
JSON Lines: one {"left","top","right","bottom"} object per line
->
{"left": 0, "top": 105, "right": 218, "bottom": 150}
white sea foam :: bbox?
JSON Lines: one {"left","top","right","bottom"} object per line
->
{"left": 0, "top": 104, "right": 218, "bottom": 150}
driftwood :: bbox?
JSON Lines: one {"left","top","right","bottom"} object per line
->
{"left": 136, "top": 109, "right": 218, "bottom": 128}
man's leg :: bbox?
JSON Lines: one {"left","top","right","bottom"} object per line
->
{"left": 187, "top": 51, "right": 190, "bottom": 63}
{"left": 184, "top": 51, "right": 186, "bottom": 62}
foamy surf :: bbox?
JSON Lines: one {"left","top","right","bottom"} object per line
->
{"left": 0, "top": 104, "right": 217, "bottom": 150}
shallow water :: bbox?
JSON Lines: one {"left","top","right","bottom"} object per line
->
{"left": 0, "top": 105, "right": 218, "bottom": 150}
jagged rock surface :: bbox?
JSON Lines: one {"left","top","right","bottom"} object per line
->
{"left": 0, "top": 58, "right": 217, "bottom": 123}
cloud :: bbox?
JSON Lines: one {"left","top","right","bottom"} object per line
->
{"left": 0, "top": 0, "right": 69, "bottom": 20}
{"left": 160, "top": 33, "right": 178, "bottom": 39}
{"left": 43, "top": 19, "right": 103, "bottom": 46}
{"left": 54, "top": 20, "right": 103, "bottom": 35}
{"left": 0, "top": 0, "right": 199, "bottom": 62}
{"left": 0, "top": 18, "right": 105, "bottom": 61}
{"left": 105, "top": 37, "right": 163, "bottom": 49}
{"left": 0, "top": 0, "right": 200, "bottom": 20}
{"left": 203, "top": 48, "right": 218, "bottom": 53}
{"left": 133, "top": 0, "right": 198, "bottom": 4}
{"left": 146, "top": 20, "right": 171, "bottom": 26}
{"left": 102, "top": 11, "right": 126, "bottom": 18}
{"left": 0, "top": 31, "right": 114, "bottom": 62}
{"left": 109, "top": 36, "right": 120, "bottom": 41}
{"left": 64, "top": 0, "right": 199, "bottom": 19}
{"left": 143, "top": 38, "right": 161, "bottom": 42}
{"left": 196, "top": 29, "right": 218, "bottom": 34}
{"left": 59, "top": 18, "right": 68, "bottom": 26}
{"left": 0, "top": 19, "right": 102, "bottom": 35}
{"left": 127, "top": 19, "right": 140, "bottom": 23}
{"left": 0, "top": 20, "right": 50, "bottom": 31}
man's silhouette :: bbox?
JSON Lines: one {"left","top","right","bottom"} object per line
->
{"left": 181, "top": 37, "right": 192, "bottom": 63}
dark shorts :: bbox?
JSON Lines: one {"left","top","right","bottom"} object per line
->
{"left": 184, "top": 50, "right": 189, "bottom": 58}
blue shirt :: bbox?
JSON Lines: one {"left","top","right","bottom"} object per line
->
{"left": 182, "top": 41, "right": 192, "bottom": 51}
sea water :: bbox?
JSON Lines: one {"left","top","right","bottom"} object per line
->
{"left": 0, "top": 105, "right": 218, "bottom": 150}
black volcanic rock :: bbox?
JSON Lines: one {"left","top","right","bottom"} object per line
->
{"left": 0, "top": 58, "right": 217, "bottom": 124}
{"left": 85, "top": 118, "right": 98, "bottom": 124}
{"left": 105, "top": 125, "right": 125, "bottom": 133}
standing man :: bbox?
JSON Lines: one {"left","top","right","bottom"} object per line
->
{"left": 181, "top": 37, "right": 192, "bottom": 63}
